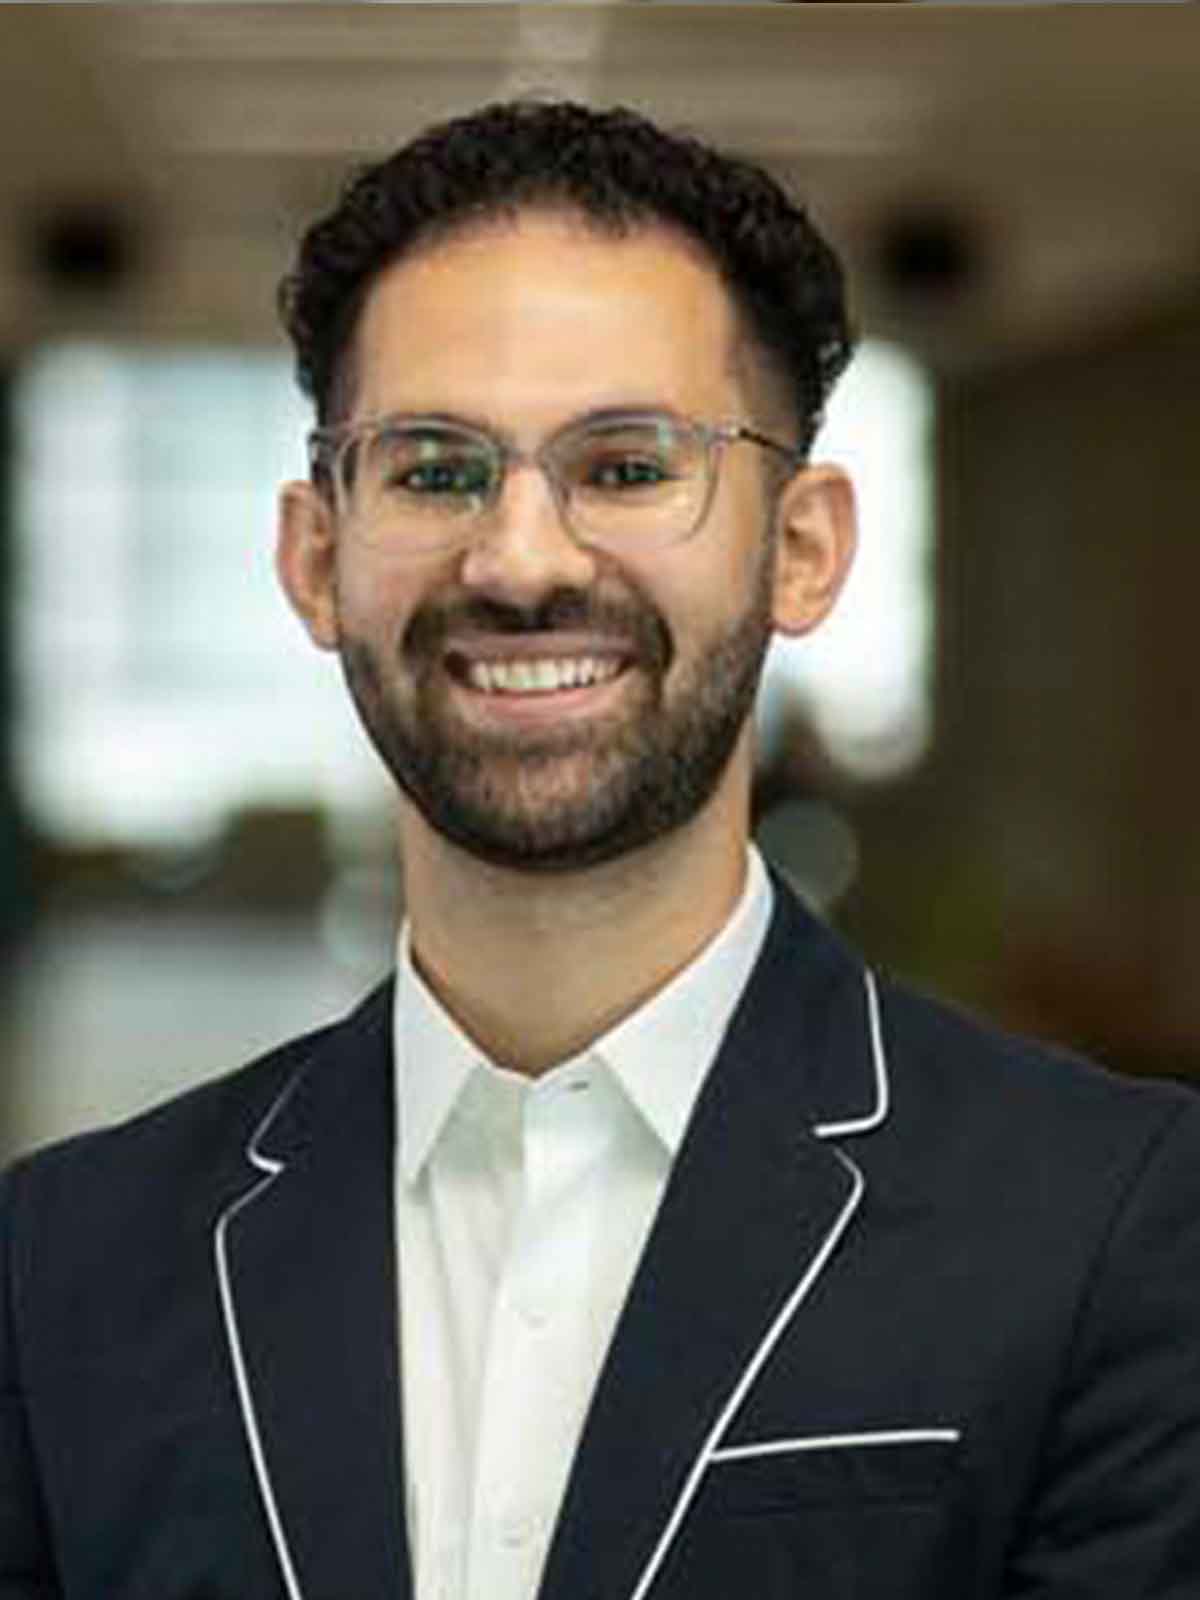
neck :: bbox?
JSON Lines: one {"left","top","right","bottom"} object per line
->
{"left": 398, "top": 779, "right": 752, "bottom": 1077}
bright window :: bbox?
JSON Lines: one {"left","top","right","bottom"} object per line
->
{"left": 760, "top": 341, "right": 934, "bottom": 779}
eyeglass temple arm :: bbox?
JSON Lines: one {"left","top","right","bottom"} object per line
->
{"left": 723, "top": 423, "right": 808, "bottom": 470}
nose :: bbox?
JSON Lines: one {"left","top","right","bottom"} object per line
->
{"left": 456, "top": 458, "right": 598, "bottom": 604}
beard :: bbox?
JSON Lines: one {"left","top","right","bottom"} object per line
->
{"left": 337, "top": 548, "right": 775, "bottom": 874}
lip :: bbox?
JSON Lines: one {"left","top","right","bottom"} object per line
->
{"left": 443, "top": 631, "right": 636, "bottom": 667}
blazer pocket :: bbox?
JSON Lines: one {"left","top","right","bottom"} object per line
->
{"left": 703, "top": 1430, "right": 962, "bottom": 1515}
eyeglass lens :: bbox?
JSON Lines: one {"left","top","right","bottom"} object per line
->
{"left": 341, "top": 416, "right": 709, "bottom": 548}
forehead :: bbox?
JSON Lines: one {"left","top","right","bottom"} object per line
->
{"left": 349, "top": 211, "right": 746, "bottom": 426}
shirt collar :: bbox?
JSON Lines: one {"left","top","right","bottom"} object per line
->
{"left": 394, "top": 846, "right": 774, "bottom": 1181}
{"left": 594, "top": 846, "right": 772, "bottom": 1152}
{"left": 395, "top": 922, "right": 488, "bottom": 1184}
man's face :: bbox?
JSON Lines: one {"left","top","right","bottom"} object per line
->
{"left": 279, "top": 211, "right": 850, "bottom": 872}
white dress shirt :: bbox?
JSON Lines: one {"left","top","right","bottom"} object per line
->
{"left": 394, "top": 848, "right": 774, "bottom": 1600}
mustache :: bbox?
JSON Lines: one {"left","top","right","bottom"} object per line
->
{"left": 404, "top": 588, "right": 672, "bottom": 671}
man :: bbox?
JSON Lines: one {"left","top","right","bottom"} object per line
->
{"left": 2, "top": 100, "right": 1199, "bottom": 1600}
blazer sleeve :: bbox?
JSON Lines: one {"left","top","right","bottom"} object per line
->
{"left": 0, "top": 1164, "right": 61, "bottom": 1596}
{"left": 1004, "top": 1093, "right": 1200, "bottom": 1598}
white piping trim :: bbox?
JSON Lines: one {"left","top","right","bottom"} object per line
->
{"left": 814, "top": 969, "right": 890, "bottom": 1139}
{"left": 213, "top": 1077, "right": 307, "bottom": 1600}
{"left": 710, "top": 1427, "right": 961, "bottom": 1464}
{"left": 627, "top": 1149, "right": 865, "bottom": 1600}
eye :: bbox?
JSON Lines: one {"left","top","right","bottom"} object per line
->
{"left": 395, "top": 456, "right": 493, "bottom": 497}
{"left": 585, "top": 453, "right": 673, "bottom": 491}
{"left": 371, "top": 431, "right": 497, "bottom": 506}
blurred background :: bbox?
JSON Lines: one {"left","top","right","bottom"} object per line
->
{"left": 1, "top": 2, "right": 1198, "bottom": 1161}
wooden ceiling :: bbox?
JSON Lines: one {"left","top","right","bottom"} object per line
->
{"left": 1, "top": 3, "right": 1197, "bottom": 371}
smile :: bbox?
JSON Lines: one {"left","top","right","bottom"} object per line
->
{"left": 462, "top": 656, "right": 626, "bottom": 695}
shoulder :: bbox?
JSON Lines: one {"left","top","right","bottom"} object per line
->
{"left": 763, "top": 877, "right": 1198, "bottom": 1166}
{"left": 1, "top": 981, "right": 395, "bottom": 1390}
{"left": 0, "top": 977, "right": 394, "bottom": 1226}
{"left": 877, "top": 970, "right": 1195, "bottom": 1123}
{"left": 869, "top": 970, "right": 1200, "bottom": 1216}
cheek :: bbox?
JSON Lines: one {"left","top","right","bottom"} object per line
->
{"left": 647, "top": 537, "right": 767, "bottom": 648}
{"left": 332, "top": 548, "right": 444, "bottom": 641}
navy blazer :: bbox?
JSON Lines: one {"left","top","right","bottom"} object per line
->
{"left": 3, "top": 880, "right": 1200, "bottom": 1598}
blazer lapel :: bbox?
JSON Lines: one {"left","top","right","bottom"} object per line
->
{"left": 538, "top": 882, "right": 883, "bottom": 1600}
{"left": 214, "top": 983, "right": 411, "bottom": 1600}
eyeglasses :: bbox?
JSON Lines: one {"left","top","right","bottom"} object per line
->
{"left": 307, "top": 409, "right": 803, "bottom": 554}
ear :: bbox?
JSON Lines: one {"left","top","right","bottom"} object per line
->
{"left": 770, "top": 464, "right": 857, "bottom": 638}
{"left": 276, "top": 480, "right": 340, "bottom": 651}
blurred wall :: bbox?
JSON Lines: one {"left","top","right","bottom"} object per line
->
{"left": 842, "top": 294, "right": 1200, "bottom": 1084}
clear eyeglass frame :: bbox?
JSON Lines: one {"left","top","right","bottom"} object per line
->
{"left": 307, "top": 408, "right": 805, "bottom": 554}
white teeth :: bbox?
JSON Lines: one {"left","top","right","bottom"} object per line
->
{"left": 464, "top": 656, "right": 623, "bottom": 695}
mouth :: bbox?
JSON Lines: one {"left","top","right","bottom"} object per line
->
{"left": 447, "top": 652, "right": 629, "bottom": 696}
{"left": 441, "top": 638, "right": 639, "bottom": 722}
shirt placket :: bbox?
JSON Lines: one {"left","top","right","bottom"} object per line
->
{"left": 465, "top": 1068, "right": 607, "bottom": 1600}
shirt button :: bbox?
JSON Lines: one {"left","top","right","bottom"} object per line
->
{"left": 499, "top": 1510, "right": 540, "bottom": 1548}
{"left": 518, "top": 1298, "right": 551, "bottom": 1330}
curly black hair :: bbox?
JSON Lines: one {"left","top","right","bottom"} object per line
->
{"left": 278, "top": 98, "right": 854, "bottom": 453}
